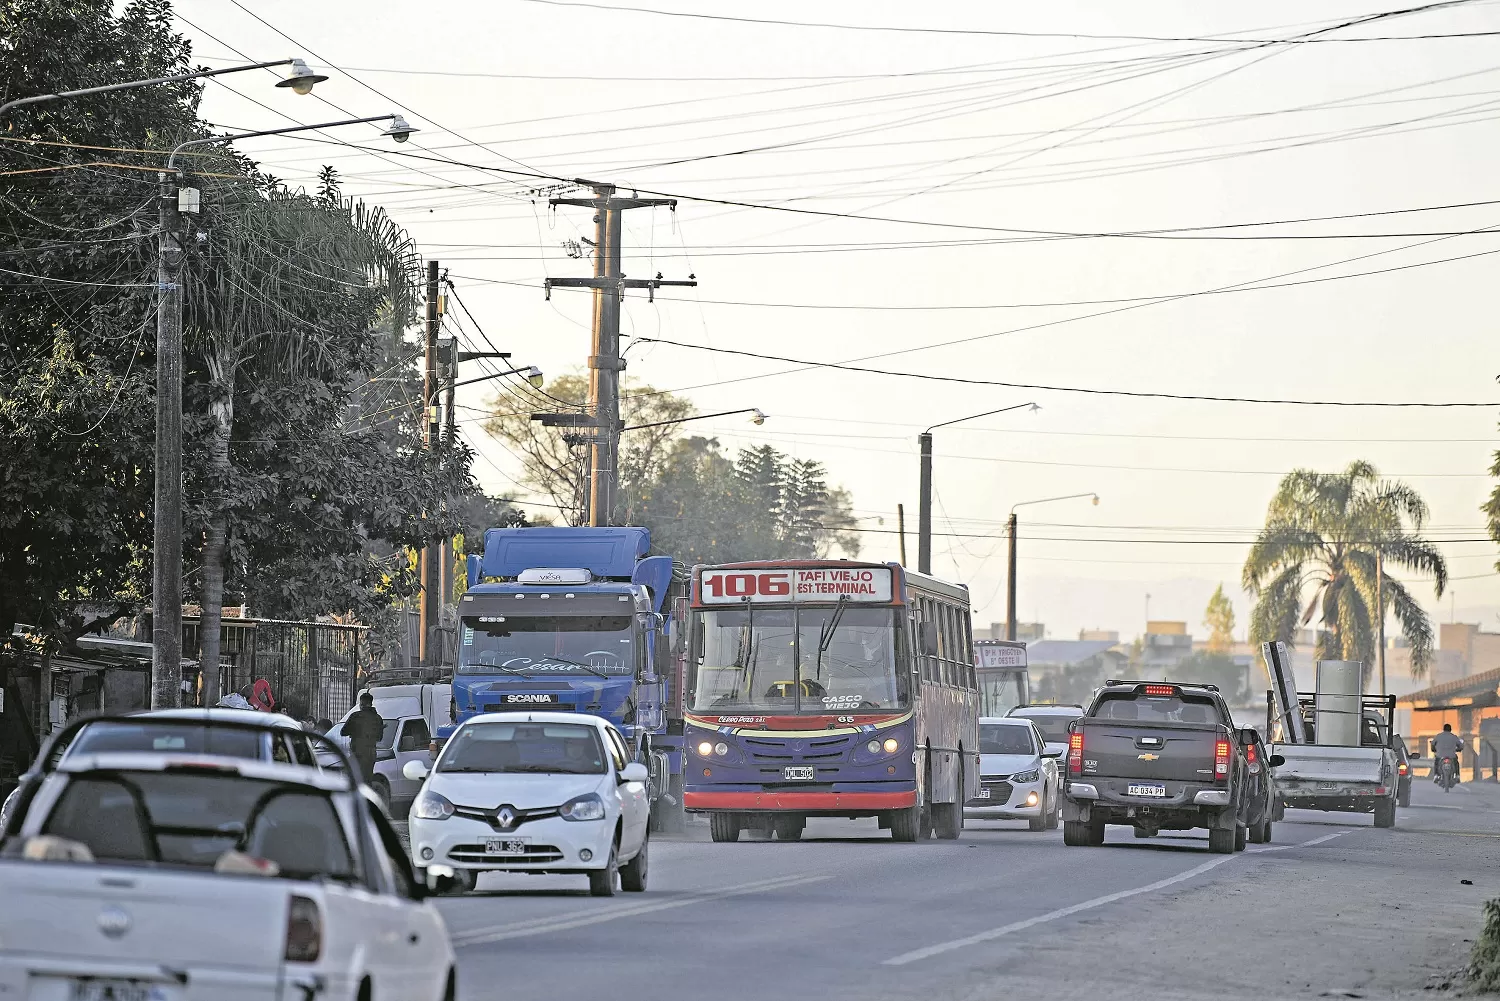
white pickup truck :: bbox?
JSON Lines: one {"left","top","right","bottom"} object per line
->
{"left": 0, "top": 713, "right": 457, "bottom": 1001}
{"left": 1269, "top": 694, "right": 1400, "bottom": 829}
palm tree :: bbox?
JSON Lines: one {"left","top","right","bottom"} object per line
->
{"left": 1242, "top": 461, "right": 1447, "bottom": 678}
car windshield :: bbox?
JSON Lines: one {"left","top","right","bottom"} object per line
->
{"left": 1094, "top": 694, "right": 1218, "bottom": 723}
{"left": 457, "top": 614, "right": 635, "bottom": 676}
{"left": 1010, "top": 713, "right": 1079, "bottom": 744}
{"left": 691, "top": 606, "right": 904, "bottom": 714}
{"left": 38, "top": 771, "right": 354, "bottom": 880}
{"left": 979, "top": 724, "right": 1035, "bottom": 755}
{"left": 69, "top": 721, "right": 265, "bottom": 759}
{"left": 438, "top": 721, "right": 607, "bottom": 774}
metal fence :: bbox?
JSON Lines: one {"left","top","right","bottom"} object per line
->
{"left": 182, "top": 618, "right": 370, "bottom": 721}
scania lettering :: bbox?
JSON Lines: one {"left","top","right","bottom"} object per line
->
{"left": 452, "top": 526, "right": 690, "bottom": 831}
{"left": 683, "top": 560, "right": 978, "bottom": 843}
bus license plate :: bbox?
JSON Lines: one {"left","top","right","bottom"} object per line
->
{"left": 783, "top": 766, "right": 815, "bottom": 781}
{"left": 1127, "top": 783, "right": 1167, "bottom": 798}
{"left": 485, "top": 838, "right": 529, "bottom": 855}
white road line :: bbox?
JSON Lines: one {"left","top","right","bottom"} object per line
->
{"left": 450, "top": 872, "right": 834, "bottom": 947}
{"left": 882, "top": 831, "right": 1349, "bottom": 967}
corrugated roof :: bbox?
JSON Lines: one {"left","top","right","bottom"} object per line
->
{"left": 1397, "top": 666, "right": 1500, "bottom": 706}
{"left": 1025, "top": 640, "right": 1125, "bottom": 667}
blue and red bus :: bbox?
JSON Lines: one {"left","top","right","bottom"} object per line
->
{"left": 681, "top": 560, "right": 978, "bottom": 842}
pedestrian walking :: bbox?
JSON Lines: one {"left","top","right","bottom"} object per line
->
{"left": 345, "top": 691, "right": 384, "bottom": 786}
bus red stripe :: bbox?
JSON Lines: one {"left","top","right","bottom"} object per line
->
{"left": 684, "top": 790, "right": 917, "bottom": 810}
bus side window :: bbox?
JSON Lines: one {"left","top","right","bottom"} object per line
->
{"left": 919, "top": 599, "right": 937, "bottom": 684}
{"left": 960, "top": 612, "right": 975, "bottom": 690}
{"left": 941, "top": 605, "right": 958, "bottom": 687}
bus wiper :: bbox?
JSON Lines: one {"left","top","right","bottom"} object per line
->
{"left": 815, "top": 597, "right": 851, "bottom": 680}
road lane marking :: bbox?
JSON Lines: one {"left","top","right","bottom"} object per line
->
{"left": 883, "top": 831, "right": 1349, "bottom": 966}
{"left": 449, "top": 872, "right": 834, "bottom": 947}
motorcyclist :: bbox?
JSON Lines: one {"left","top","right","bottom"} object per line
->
{"left": 1431, "top": 724, "right": 1464, "bottom": 784}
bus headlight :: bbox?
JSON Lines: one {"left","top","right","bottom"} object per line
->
{"left": 883, "top": 738, "right": 899, "bottom": 754}
{"left": 697, "top": 741, "right": 714, "bottom": 756}
{"left": 714, "top": 742, "right": 730, "bottom": 757}
{"left": 867, "top": 739, "right": 881, "bottom": 754}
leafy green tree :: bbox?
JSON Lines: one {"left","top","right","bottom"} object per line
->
{"left": 1242, "top": 461, "right": 1446, "bottom": 678}
{"left": 1203, "top": 584, "right": 1236, "bottom": 654}
{"left": 1165, "top": 650, "right": 1248, "bottom": 705}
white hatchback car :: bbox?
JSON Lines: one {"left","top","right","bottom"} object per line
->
{"left": 405, "top": 712, "right": 650, "bottom": 897}
{"left": 964, "top": 716, "right": 1062, "bottom": 831}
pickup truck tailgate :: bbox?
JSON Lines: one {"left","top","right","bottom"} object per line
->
{"left": 1080, "top": 721, "right": 1222, "bottom": 782}
{"left": 1272, "top": 744, "right": 1387, "bottom": 784}
{"left": 0, "top": 860, "right": 288, "bottom": 970}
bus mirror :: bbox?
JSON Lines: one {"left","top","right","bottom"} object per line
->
{"left": 636, "top": 611, "right": 665, "bottom": 632}
{"left": 918, "top": 621, "right": 939, "bottom": 657}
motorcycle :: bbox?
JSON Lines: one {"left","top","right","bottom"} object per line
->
{"left": 1437, "top": 754, "right": 1459, "bottom": 792}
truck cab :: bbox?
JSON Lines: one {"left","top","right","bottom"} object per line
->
{"left": 451, "top": 526, "right": 686, "bottom": 830}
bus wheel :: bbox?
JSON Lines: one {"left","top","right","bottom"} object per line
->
{"left": 773, "top": 815, "right": 805, "bottom": 841}
{"left": 934, "top": 764, "right": 963, "bottom": 839}
{"left": 890, "top": 801, "right": 924, "bottom": 842}
{"left": 709, "top": 813, "right": 742, "bottom": 843}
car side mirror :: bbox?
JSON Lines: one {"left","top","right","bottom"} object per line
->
{"left": 1042, "top": 749, "right": 1063, "bottom": 759}
{"left": 402, "top": 760, "right": 430, "bottom": 782}
{"left": 1408, "top": 749, "right": 1422, "bottom": 758}
{"left": 619, "top": 762, "right": 649, "bottom": 784}
{"left": 375, "top": 747, "right": 395, "bottom": 762}
{"left": 425, "top": 864, "right": 459, "bottom": 896}
{"left": 918, "top": 621, "right": 939, "bottom": 657}
{"left": 1268, "top": 754, "right": 1285, "bottom": 768}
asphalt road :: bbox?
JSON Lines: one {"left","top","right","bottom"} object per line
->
{"left": 431, "top": 781, "right": 1500, "bottom": 1001}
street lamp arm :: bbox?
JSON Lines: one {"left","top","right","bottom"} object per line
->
{"left": 621, "top": 407, "right": 766, "bottom": 433}
{"left": 427, "top": 366, "right": 542, "bottom": 408}
{"left": 0, "top": 59, "right": 306, "bottom": 120}
{"left": 923, "top": 401, "right": 1037, "bottom": 435}
{"left": 166, "top": 114, "right": 400, "bottom": 172}
{"left": 1010, "top": 492, "right": 1099, "bottom": 514}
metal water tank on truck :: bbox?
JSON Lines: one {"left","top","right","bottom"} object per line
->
{"left": 452, "top": 526, "right": 689, "bottom": 831}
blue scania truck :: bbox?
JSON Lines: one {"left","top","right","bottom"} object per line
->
{"left": 449, "top": 526, "right": 689, "bottom": 831}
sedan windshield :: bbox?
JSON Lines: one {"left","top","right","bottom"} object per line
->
{"left": 979, "top": 725, "right": 1036, "bottom": 755}
{"left": 438, "top": 721, "right": 607, "bottom": 775}
{"left": 1010, "top": 713, "right": 1079, "bottom": 744}
{"left": 39, "top": 771, "right": 354, "bottom": 880}
{"left": 690, "top": 606, "right": 903, "bottom": 714}
{"left": 458, "top": 614, "right": 634, "bottom": 676}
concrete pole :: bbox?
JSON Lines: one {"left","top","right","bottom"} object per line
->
{"left": 897, "top": 503, "right": 907, "bottom": 566}
{"left": 917, "top": 432, "right": 932, "bottom": 574}
{"left": 151, "top": 170, "right": 185, "bottom": 709}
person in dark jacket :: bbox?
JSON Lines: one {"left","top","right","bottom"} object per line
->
{"left": 345, "top": 692, "right": 385, "bottom": 785}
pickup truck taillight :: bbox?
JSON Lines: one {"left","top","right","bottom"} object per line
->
{"left": 1214, "top": 740, "right": 1231, "bottom": 780}
{"left": 285, "top": 895, "right": 322, "bottom": 963}
{"left": 1068, "top": 732, "right": 1084, "bottom": 775}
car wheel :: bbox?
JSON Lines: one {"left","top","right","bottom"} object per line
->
{"left": 1208, "top": 827, "right": 1236, "bottom": 854}
{"left": 1398, "top": 783, "right": 1411, "bottom": 808}
{"left": 441, "top": 968, "right": 456, "bottom": 1001}
{"left": 619, "top": 835, "right": 649, "bottom": 892}
{"left": 1373, "top": 799, "right": 1396, "bottom": 829}
{"left": 1234, "top": 824, "right": 1247, "bottom": 852}
{"left": 1028, "top": 794, "right": 1047, "bottom": 832}
{"left": 1087, "top": 814, "right": 1106, "bottom": 846}
{"left": 1063, "top": 820, "right": 1092, "bottom": 847}
{"left": 1046, "top": 791, "right": 1061, "bottom": 830}
{"left": 709, "top": 813, "right": 741, "bottom": 843}
{"left": 588, "top": 843, "right": 619, "bottom": 897}
{"left": 371, "top": 777, "right": 391, "bottom": 814}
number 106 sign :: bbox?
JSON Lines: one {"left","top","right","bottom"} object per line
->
{"left": 699, "top": 567, "right": 893, "bottom": 604}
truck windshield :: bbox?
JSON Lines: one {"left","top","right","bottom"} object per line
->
{"left": 690, "top": 606, "right": 903, "bottom": 714}
{"left": 457, "top": 614, "right": 634, "bottom": 676}
{"left": 38, "top": 771, "right": 354, "bottom": 880}
{"left": 1094, "top": 694, "right": 1219, "bottom": 724}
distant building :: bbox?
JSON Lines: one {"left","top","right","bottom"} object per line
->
{"left": 1025, "top": 639, "right": 1129, "bottom": 705}
{"left": 1142, "top": 620, "right": 1194, "bottom": 670}
{"left": 984, "top": 621, "right": 1045, "bottom": 643}
{"left": 1079, "top": 629, "right": 1119, "bottom": 643}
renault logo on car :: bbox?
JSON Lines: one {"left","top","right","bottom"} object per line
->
{"left": 496, "top": 807, "right": 517, "bottom": 829}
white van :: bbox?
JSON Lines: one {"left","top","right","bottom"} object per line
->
{"left": 327, "top": 684, "right": 452, "bottom": 810}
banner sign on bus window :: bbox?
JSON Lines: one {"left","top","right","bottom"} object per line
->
{"left": 699, "top": 567, "right": 893, "bottom": 604}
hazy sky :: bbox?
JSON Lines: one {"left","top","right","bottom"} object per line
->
{"left": 173, "top": 0, "right": 1500, "bottom": 641}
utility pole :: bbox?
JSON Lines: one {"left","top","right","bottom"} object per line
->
{"left": 419, "top": 260, "right": 440, "bottom": 666}
{"left": 1377, "top": 551, "right": 1386, "bottom": 696}
{"left": 1006, "top": 513, "right": 1018, "bottom": 642}
{"left": 917, "top": 433, "right": 933, "bottom": 574}
{"left": 897, "top": 503, "right": 907, "bottom": 566}
{"left": 151, "top": 168, "right": 185, "bottom": 709}
{"left": 546, "top": 184, "right": 694, "bottom": 526}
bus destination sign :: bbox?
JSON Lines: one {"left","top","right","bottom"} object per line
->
{"left": 700, "top": 567, "right": 894, "bottom": 604}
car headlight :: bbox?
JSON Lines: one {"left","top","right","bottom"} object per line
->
{"left": 560, "top": 793, "right": 606, "bottom": 822}
{"left": 1012, "top": 768, "right": 1041, "bottom": 784}
{"left": 412, "top": 789, "right": 454, "bottom": 821}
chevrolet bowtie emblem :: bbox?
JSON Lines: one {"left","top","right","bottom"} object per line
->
{"left": 1138, "top": 753, "right": 1160, "bottom": 761}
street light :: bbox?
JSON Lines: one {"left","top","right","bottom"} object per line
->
{"left": 0, "top": 57, "right": 325, "bottom": 120}
{"left": 428, "top": 365, "right": 545, "bottom": 424}
{"left": 621, "top": 407, "right": 768, "bottom": 433}
{"left": 1006, "top": 493, "right": 1099, "bottom": 641}
{"left": 917, "top": 403, "right": 1038, "bottom": 575}
{"left": 151, "top": 113, "right": 418, "bottom": 708}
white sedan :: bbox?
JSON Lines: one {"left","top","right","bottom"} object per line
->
{"left": 405, "top": 712, "right": 650, "bottom": 897}
{"left": 964, "top": 716, "right": 1063, "bottom": 831}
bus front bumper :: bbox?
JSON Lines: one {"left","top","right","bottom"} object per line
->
{"left": 684, "top": 786, "right": 916, "bottom": 812}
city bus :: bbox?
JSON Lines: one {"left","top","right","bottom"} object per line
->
{"left": 974, "top": 639, "right": 1030, "bottom": 717}
{"left": 681, "top": 560, "right": 979, "bottom": 842}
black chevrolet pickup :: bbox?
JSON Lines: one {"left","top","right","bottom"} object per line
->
{"left": 1061, "top": 681, "right": 1256, "bottom": 854}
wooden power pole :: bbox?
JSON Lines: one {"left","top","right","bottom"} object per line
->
{"left": 419, "top": 260, "right": 440, "bottom": 665}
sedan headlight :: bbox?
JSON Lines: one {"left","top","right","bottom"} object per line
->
{"left": 560, "top": 793, "right": 606, "bottom": 822}
{"left": 412, "top": 789, "right": 454, "bottom": 821}
{"left": 1011, "top": 768, "right": 1041, "bottom": 784}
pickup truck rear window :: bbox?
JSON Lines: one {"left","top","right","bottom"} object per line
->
{"left": 1093, "top": 694, "right": 1219, "bottom": 724}
{"left": 41, "top": 771, "right": 355, "bottom": 880}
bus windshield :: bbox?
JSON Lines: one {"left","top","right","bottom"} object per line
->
{"left": 457, "top": 614, "right": 635, "bottom": 676}
{"left": 691, "top": 605, "right": 904, "bottom": 714}
{"left": 977, "top": 667, "right": 1028, "bottom": 717}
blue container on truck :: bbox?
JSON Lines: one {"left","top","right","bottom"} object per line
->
{"left": 451, "top": 526, "right": 688, "bottom": 830}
